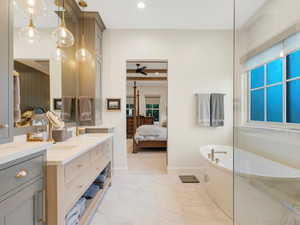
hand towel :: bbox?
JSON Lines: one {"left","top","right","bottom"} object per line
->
{"left": 79, "top": 97, "right": 92, "bottom": 122}
{"left": 77, "top": 197, "right": 86, "bottom": 217}
{"left": 95, "top": 174, "right": 106, "bottom": 183}
{"left": 196, "top": 94, "right": 211, "bottom": 127}
{"left": 83, "top": 184, "right": 100, "bottom": 199}
{"left": 66, "top": 215, "right": 79, "bottom": 225}
{"left": 101, "top": 166, "right": 109, "bottom": 176}
{"left": 13, "top": 74, "right": 21, "bottom": 123}
{"left": 65, "top": 204, "right": 80, "bottom": 224}
{"left": 210, "top": 93, "right": 225, "bottom": 127}
{"left": 62, "top": 97, "right": 73, "bottom": 121}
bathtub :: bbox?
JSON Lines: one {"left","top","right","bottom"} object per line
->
{"left": 199, "top": 145, "right": 300, "bottom": 225}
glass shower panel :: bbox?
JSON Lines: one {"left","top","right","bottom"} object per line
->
{"left": 234, "top": 1, "right": 300, "bottom": 225}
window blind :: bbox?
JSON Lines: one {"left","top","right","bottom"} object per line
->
{"left": 245, "top": 31, "right": 300, "bottom": 70}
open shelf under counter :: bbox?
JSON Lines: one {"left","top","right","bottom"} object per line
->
{"left": 79, "top": 178, "right": 112, "bottom": 225}
{"left": 46, "top": 134, "right": 113, "bottom": 225}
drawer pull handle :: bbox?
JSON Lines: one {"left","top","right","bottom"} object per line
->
{"left": 78, "top": 185, "right": 83, "bottom": 189}
{"left": 77, "top": 164, "right": 83, "bottom": 168}
{"left": 15, "top": 170, "right": 28, "bottom": 179}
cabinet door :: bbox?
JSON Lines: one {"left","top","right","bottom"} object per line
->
{"left": 0, "top": 0, "right": 12, "bottom": 143}
{"left": 0, "top": 179, "right": 44, "bottom": 225}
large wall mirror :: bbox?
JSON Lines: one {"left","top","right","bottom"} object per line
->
{"left": 13, "top": 0, "right": 81, "bottom": 132}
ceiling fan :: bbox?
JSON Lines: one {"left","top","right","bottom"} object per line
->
{"left": 136, "top": 64, "right": 147, "bottom": 75}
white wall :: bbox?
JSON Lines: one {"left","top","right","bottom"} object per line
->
{"left": 238, "top": 0, "right": 300, "bottom": 57}
{"left": 235, "top": 0, "right": 300, "bottom": 169}
{"left": 102, "top": 29, "right": 233, "bottom": 170}
{"left": 14, "top": 28, "right": 62, "bottom": 110}
{"left": 127, "top": 85, "right": 168, "bottom": 123}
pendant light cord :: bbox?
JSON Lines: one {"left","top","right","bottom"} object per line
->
{"left": 81, "top": 2, "right": 86, "bottom": 45}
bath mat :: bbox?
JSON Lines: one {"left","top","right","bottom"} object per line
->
{"left": 179, "top": 175, "right": 200, "bottom": 183}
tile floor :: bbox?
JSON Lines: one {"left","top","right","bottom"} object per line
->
{"left": 89, "top": 139, "right": 232, "bottom": 225}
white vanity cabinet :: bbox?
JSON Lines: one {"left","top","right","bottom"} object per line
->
{"left": 0, "top": 0, "right": 12, "bottom": 144}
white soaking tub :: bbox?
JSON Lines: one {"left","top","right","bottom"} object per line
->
{"left": 199, "top": 145, "right": 300, "bottom": 225}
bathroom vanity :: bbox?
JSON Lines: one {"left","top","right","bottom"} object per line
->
{"left": 0, "top": 143, "right": 48, "bottom": 225}
{"left": 46, "top": 133, "right": 113, "bottom": 225}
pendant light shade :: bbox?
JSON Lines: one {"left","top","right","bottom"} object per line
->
{"left": 18, "top": 14, "right": 40, "bottom": 44}
{"left": 75, "top": 36, "right": 92, "bottom": 61}
{"left": 75, "top": 47, "right": 92, "bottom": 62}
{"left": 52, "top": 10, "right": 75, "bottom": 48}
{"left": 75, "top": 3, "right": 92, "bottom": 62}
{"left": 54, "top": 46, "right": 66, "bottom": 61}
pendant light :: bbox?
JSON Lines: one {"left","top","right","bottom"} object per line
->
{"left": 52, "top": 0, "right": 75, "bottom": 48}
{"left": 18, "top": 14, "right": 40, "bottom": 44}
{"left": 75, "top": 2, "right": 92, "bottom": 62}
{"left": 54, "top": 46, "right": 66, "bottom": 61}
{"left": 75, "top": 35, "right": 92, "bottom": 62}
{"left": 15, "top": 0, "right": 48, "bottom": 16}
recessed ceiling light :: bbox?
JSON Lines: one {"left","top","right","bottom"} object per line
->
{"left": 137, "top": 1, "right": 146, "bottom": 9}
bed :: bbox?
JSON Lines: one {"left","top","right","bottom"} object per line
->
{"left": 133, "top": 125, "right": 167, "bottom": 153}
{"left": 131, "top": 81, "right": 168, "bottom": 153}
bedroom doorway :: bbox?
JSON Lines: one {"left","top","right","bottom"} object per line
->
{"left": 126, "top": 60, "right": 168, "bottom": 173}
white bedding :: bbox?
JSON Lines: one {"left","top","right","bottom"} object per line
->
{"left": 135, "top": 125, "right": 167, "bottom": 143}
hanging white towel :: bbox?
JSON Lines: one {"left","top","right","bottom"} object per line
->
{"left": 196, "top": 94, "right": 211, "bottom": 127}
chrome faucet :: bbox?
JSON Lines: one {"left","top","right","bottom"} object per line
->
{"left": 210, "top": 148, "right": 227, "bottom": 162}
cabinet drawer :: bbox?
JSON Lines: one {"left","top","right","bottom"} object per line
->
{"left": 93, "top": 150, "right": 111, "bottom": 172}
{"left": 93, "top": 155, "right": 109, "bottom": 173}
{"left": 90, "top": 144, "right": 104, "bottom": 161}
{"left": 64, "top": 174, "right": 89, "bottom": 213}
{"left": 64, "top": 153, "right": 90, "bottom": 184}
{"left": 103, "top": 139, "right": 112, "bottom": 154}
{"left": 0, "top": 156, "right": 43, "bottom": 197}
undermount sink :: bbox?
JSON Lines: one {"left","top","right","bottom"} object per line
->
{"left": 49, "top": 145, "right": 78, "bottom": 151}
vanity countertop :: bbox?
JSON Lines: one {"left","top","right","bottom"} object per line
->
{"left": 47, "top": 133, "right": 113, "bottom": 165}
{"left": 0, "top": 142, "right": 51, "bottom": 169}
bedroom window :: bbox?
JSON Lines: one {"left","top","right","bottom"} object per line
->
{"left": 126, "top": 96, "right": 134, "bottom": 117}
{"left": 146, "top": 104, "right": 159, "bottom": 121}
{"left": 248, "top": 49, "right": 300, "bottom": 126}
{"left": 145, "top": 96, "right": 160, "bottom": 122}
{"left": 126, "top": 104, "right": 134, "bottom": 116}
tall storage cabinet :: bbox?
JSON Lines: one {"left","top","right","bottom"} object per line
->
{"left": 0, "top": 0, "right": 12, "bottom": 144}
{"left": 79, "top": 12, "right": 105, "bottom": 126}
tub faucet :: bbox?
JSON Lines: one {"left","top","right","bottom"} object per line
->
{"left": 210, "top": 149, "right": 227, "bottom": 162}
